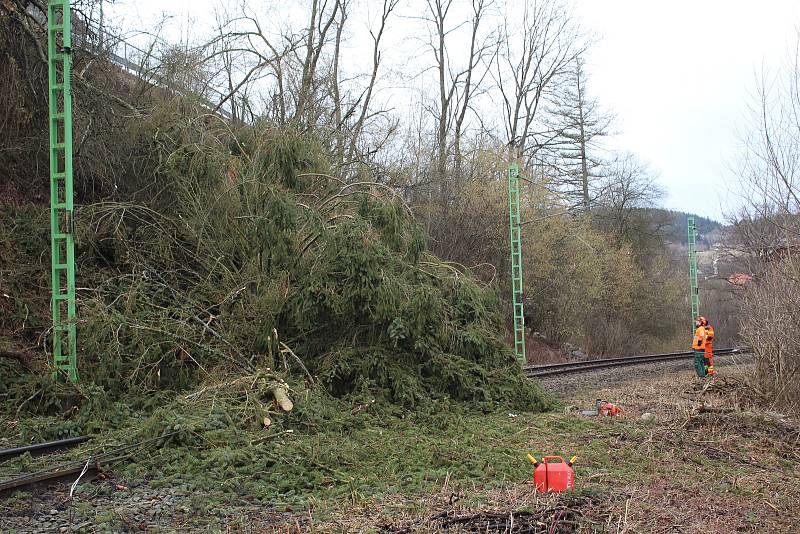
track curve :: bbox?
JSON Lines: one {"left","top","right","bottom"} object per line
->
{"left": 524, "top": 348, "right": 747, "bottom": 378}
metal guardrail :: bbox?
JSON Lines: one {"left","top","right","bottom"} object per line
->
{"left": 92, "top": 31, "right": 237, "bottom": 121}
{"left": 26, "top": 3, "right": 239, "bottom": 120}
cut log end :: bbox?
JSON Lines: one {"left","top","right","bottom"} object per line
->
{"left": 270, "top": 384, "right": 294, "bottom": 412}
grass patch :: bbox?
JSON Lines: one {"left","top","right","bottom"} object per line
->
{"left": 4, "top": 366, "right": 799, "bottom": 533}
{"left": 2, "top": 376, "right": 555, "bottom": 514}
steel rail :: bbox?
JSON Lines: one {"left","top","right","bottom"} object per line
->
{"left": 0, "top": 436, "right": 90, "bottom": 460}
{"left": 524, "top": 348, "right": 746, "bottom": 378}
{"left": 0, "top": 455, "right": 130, "bottom": 497}
{"left": 0, "top": 430, "right": 182, "bottom": 496}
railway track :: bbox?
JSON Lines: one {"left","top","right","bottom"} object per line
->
{"left": 0, "top": 350, "right": 747, "bottom": 496}
{"left": 523, "top": 348, "right": 747, "bottom": 378}
{"left": 0, "top": 432, "right": 180, "bottom": 497}
{"left": 0, "top": 436, "right": 90, "bottom": 461}
{"left": 0, "top": 436, "right": 110, "bottom": 497}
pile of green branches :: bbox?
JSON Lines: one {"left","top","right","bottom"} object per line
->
{"left": 54, "top": 115, "right": 548, "bottom": 411}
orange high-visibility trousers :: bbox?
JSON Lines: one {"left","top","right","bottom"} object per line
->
{"left": 704, "top": 345, "right": 714, "bottom": 376}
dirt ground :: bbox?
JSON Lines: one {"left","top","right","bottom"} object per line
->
{"left": 2, "top": 357, "right": 798, "bottom": 533}
{"left": 321, "top": 357, "right": 799, "bottom": 533}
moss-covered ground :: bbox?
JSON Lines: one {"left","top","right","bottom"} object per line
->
{"left": 3, "top": 362, "right": 798, "bottom": 533}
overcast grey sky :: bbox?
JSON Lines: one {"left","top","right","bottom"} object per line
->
{"left": 107, "top": 0, "right": 800, "bottom": 221}
{"left": 575, "top": 1, "right": 800, "bottom": 221}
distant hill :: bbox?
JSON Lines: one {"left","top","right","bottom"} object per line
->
{"left": 639, "top": 208, "right": 723, "bottom": 247}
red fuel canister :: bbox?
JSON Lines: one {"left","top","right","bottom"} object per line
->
{"left": 529, "top": 455, "right": 575, "bottom": 493}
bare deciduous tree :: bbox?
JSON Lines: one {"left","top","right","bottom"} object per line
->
{"left": 495, "top": 0, "right": 583, "bottom": 163}
{"left": 417, "top": 0, "right": 497, "bottom": 210}
{"left": 452, "top": 0, "right": 497, "bottom": 180}
{"left": 593, "top": 152, "right": 664, "bottom": 248}
{"left": 295, "top": 0, "right": 342, "bottom": 127}
{"left": 204, "top": 0, "right": 398, "bottom": 176}
{"left": 731, "top": 46, "right": 800, "bottom": 410}
{"left": 203, "top": 3, "right": 305, "bottom": 124}
{"left": 423, "top": 0, "right": 457, "bottom": 184}
{"left": 343, "top": 0, "right": 400, "bottom": 172}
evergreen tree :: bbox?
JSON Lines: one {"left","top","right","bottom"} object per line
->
{"left": 546, "top": 56, "right": 612, "bottom": 211}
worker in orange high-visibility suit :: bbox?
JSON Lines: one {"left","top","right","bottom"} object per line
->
{"left": 692, "top": 316, "right": 714, "bottom": 377}
{"left": 703, "top": 322, "right": 715, "bottom": 376}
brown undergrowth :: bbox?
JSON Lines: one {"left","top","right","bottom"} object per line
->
{"left": 293, "top": 362, "right": 799, "bottom": 534}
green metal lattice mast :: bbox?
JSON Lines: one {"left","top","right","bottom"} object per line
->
{"left": 687, "top": 216, "right": 700, "bottom": 330}
{"left": 48, "top": 0, "right": 79, "bottom": 383}
{"left": 508, "top": 163, "right": 525, "bottom": 364}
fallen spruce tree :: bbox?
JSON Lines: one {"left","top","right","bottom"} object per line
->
{"left": 0, "top": 110, "right": 549, "bottom": 426}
